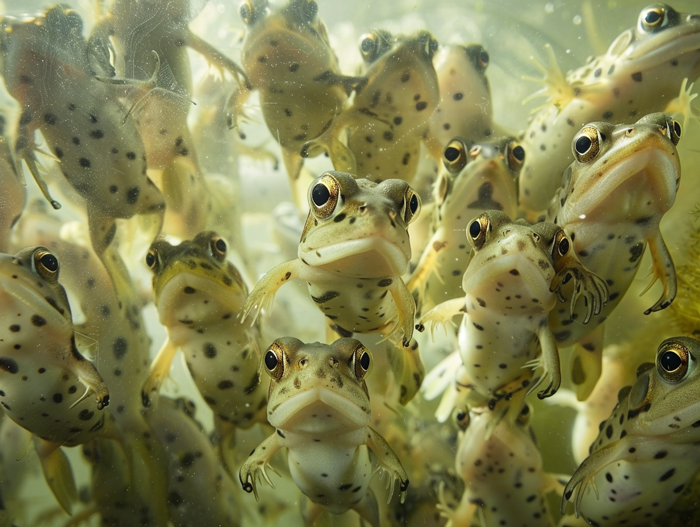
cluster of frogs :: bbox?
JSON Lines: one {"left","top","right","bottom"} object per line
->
{"left": 2, "top": 0, "right": 700, "bottom": 526}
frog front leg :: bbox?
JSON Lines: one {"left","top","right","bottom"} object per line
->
{"left": 415, "top": 297, "right": 465, "bottom": 335}
{"left": 387, "top": 277, "right": 417, "bottom": 347}
{"left": 526, "top": 321, "right": 561, "bottom": 400}
{"left": 14, "top": 116, "right": 62, "bottom": 210}
{"left": 643, "top": 230, "right": 676, "bottom": 314}
{"left": 141, "top": 339, "right": 179, "bottom": 407}
{"left": 241, "top": 259, "right": 304, "bottom": 324}
{"left": 365, "top": 427, "right": 409, "bottom": 503}
{"left": 569, "top": 323, "right": 605, "bottom": 401}
{"left": 239, "top": 432, "right": 283, "bottom": 501}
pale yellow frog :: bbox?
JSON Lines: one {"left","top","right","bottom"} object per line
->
{"left": 408, "top": 137, "right": 522, "bottom": 313}
{"left": 239, "top": 337, "right": 408, "bottom": 527}
{"left": 519, "top": 3, "right": 700, "bottom": 217}
{"left": 546, "top": 112, "right": 681, "bottom": 399}
{"left": 562, "top": 336, "right": 700, "bottom": 526}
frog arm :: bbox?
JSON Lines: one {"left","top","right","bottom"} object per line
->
{"left": 415, "top": 298, "right": 465, "bottom": 336}
{"left": 300, "top": 112, "right": 356, "bottom": 174}
{"left": 421, "top": 350, "right": 462, "bottom": 401}
{"left": 386, "top": 278, "right": 416, "bottom": 347}
{"left": 522, "top": 43, "right": 576, "bottom": 111}
{"left": 570, "top": 323, "right": 605, "bottom": 401}
{"left": 642, "top": 230, "right": 676, "bottom": 314}
{"left": 239, "top": 432, "right": 283, "bottom": 501}
{"left": 550, "top": 252, "right": 609, "bottom": 324}
{"left": 241, "top": 259, "right": 303, "bottom": 324}
{"left": 186, "top": 32, "right": 250, "bottom": 89}
{"left": 85, "top": 16, "right": 116, "bottom": 77}
{"left": 33, "top": 437, "right": 78, "bottom": 515}
{"left": 14, "top": 121, "right": 62, "bottom": 210}
{"left": 141, "top": 338, "right": 179, "bottom": 407}
{"left": 386, "top": 338, "right": 424, "bottom": 405}
{"left": 663, "top": 78, "right": 700, "bottom": 132}
{"left": 406, "top": 230, "right": 447, "bottom": 299}
{"left": 525, "top": 322, "right": 561, "bottom": 400}
{"left": 67, "top": 342, "right": 110, "bottom": 410}
{"left": 366, "top": 426, "right": 409, "bottom": 504}
{"left": 436, "top": 480, "right": 476, "bottom": 527}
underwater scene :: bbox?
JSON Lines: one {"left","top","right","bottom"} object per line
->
{"left": 2, "top": 0, "right": 700, "bottom": 525}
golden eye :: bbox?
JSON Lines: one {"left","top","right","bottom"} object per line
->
{"left": 669, "top": 118, "right": 682, "bottom": 146}
{"left": 639, "top": 5, "right": 666, "bottom": 32}
{"left": 656, "top": 339, "right": 690, "bottom": 383}
{"left": 403, "top": 188, "right": 421, "bottom": 224}
{"left": 507, "top": 141, "right": 526, "bottom": 171}
{"left": 359, "top": 30, "right": 392, "bottom": 64}
{"left": 264, "top": 342, "right": 286, "bottom": 381}
{"left": 145, "top": 249, "right": 157, "bottom": 269}
{"left": 309, "top": 173, "right": 340, "bottom": 219}
{"left": 34, "top": 248, "right": 59, "bottom": 279}
{"left": 239, "top": 0, "right": 255, "bottom": 25}
{"left": 443, "top": 139, "right": 468, "bottom": 173}
{"left": 572, "top": 126, "right": 601, "bottom": 163}
{"left": 351, "top": 342, "right": 371, "bottom": 381}
{"left": 467, "top": 213, "right": 490, "bottom": 251}
{"left": 210, "top": 235, "right": 227, "bottom": 260}
{"left": 467, "top": 44, "right": 489, "bottom": 73}
{"left": 455, "top": 408, "right": 470, "bottom": 430}
{"left": 553, "top": 229, "right": 570, "bottom": 258}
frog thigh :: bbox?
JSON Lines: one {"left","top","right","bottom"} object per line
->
{"left": 141, "top": 338, "right": 179, "bottom": 407}
{"left": 242, "top": 259, "right": 304, "bottom": 324}
{"left": 366, "top": 427, "right": 409, "bottom": 504}
{"left": 386, "top": 338, "right": 425, "bottom": 405}
{"left": 644, "top": 229, "right": 676, "bottom": 314}
{"left": 33, "top": 437, "right": 78, "bottom": 515}
{"left": 387, "top": 278, "right": 416, "bottom": 347}
{"left": 570, "top": 323, "right": 605, "bottom": 401}
{"left": 239, "top": 432, "right": 283, "bottom": 500}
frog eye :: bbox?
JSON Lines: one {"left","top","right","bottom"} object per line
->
{"left": 639, "top": 4, "right": 667, "bottom": 32}
{"left": 435, "top": 173, "right": 451, "bottom": 204}
{"left": 309, "top": 173, "right": 340, "bottom": 219}
{"left": 359, "top": 30, "right": 392, "bottom": 64}
{"left": 467, "top": 213, "right": 490, "bottom": 250}
{"left": 455, "top": 409, "right": 470, "bottom": 430}
{"left": 403, "top": 188, "right": 421, "bottom": 224}
{"left": 417, "top": 31, "right": 438, "bottom": 59}
{"left": 239, "top": 0, "right": 255, "bottom": 25}
{"left": 656, "top": 339, "right": 691, "bottom": 383}
{"left": 553, "top": 230, "right": 570, "bottom": 257}
{"left": 467, "top": 45, "right": 489, "bottom": 73}
{"left": 145, "top": 249, "right": 158, "bottom": 269}
{"left": 572, "top": 126, "right": 601, "bottom": 163}
{"left": 34, "top": 248, "right": 59, "bottom": 279}
{"left": 264, "top": 343, "right": 286, "bottom": 381}
{"left": 443, "top": 139, "right": 468, "bottom": 173}
{"left": 210, "top": 236, "right": 227, "bottom": 260}
{"left": 668, "top": 119, "right": 682, "bottom": 146}
{"left": 516, "top": 403, "right": 531, "bottom": 426}
{"left": 507, "top": 141, "right": 526, "bottom": 171}
{"left": 350, "top": 343, "right": 371, "bottom": 381}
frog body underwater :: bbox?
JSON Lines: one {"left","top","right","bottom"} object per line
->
{"left": 519, "top": 3, "right": 700, "bottom": 217}
{"left": 562, "top": 337, "right": 700, "bottom": 526}
{"left": 239, "top": 337, "right": 408, "bottom": 527}
{"left": 0, "top": 114, "right": 24, "bottom": 254}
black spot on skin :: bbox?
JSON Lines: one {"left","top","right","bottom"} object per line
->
{"left": 78, "top": 409, "right": 95, "bottom": 421}
{"left": 168, "top": 492, "right": 183, "bottom": 507}
{"left": 89, "top": 114, "right": 98, "bottom": 123}
{"left": 126, "top": 152, "right": 137, "bottom": 160}
{"left": 383, "top": 131, "right": 394, "bottom": 141}
{"left": 660, "top": 468, "right": 675, "bottom": 481}
{"left": 9, "top": 325, "right": 20, "bottom": 332}
{"left": 109, "top": 185, "right": 118, "bottom": 194}
{"left": 629, "top": 243, "right": 644, "bottom": 263}
{"left": 338, "top": 483, "right": 353, "bottom": 491}
{"left": 311, "top": 291, "right": 340, "bottom": 304}
{"left": 217, "top": 380, "right": 234, "bottom": 390}
{"left": 290, "top": 63, "right": 300, "bottom": 72}
{"left": 654, "top": 451, "right": 667, "bottom": 459}
{"left": 0, "top": 358, "right": 19, "bottom": 374}
{"left": 89, "top": 130, "right": 104, "bottom": 139}
{"left": 605, "top": 472, "right": 613, "bottom": 482}
{"left": 415, "top": 101, "right": 428, "bottom": 111}
{"left": 605, "top": 424, "right": 613, "bottom": 439}
{"left": 509, "top": 269, "right": 519, "bottom": 276}
{"left": 53, "top": 393, "right": 63, "bottom": 403}
{"left": 79, "top": 158, "right": 91, "bottom": 168}
{"left": 394, "top": 117, "right": 402, "bottom": 125}
{"left": 184, "top": 286, "right": 196, "bottom": 294}
{"left": 334, "top": 213, "right": 347, "bottom": 223}
{"left": 631, "top": 72, "right": 643, "bottom": 82}
{"left": 401, "top": 71, "right": 410, "bottom": 82}
{"left": 113, "top": 337, "right": 128, "bottom": 360}
{"left": 204, "top": 343, "right": 217, "bottom": 358}
{"left": 72, "top": 137, "right": 80, "bottom": 145}
{"left": 31, "top": 315, "right": 47, "bottom": 327}
{"left": 55, "top": 146, "right": 64, "bottom": 158}
{"left": 126, "top": 186, "right": 140, "bottom": 205}
{"left": 18, "top": 111, "right": 32, "bottom": 126}
{"left": 378, "top": 278, "right": 393, "bottom": 287}
{"left": 44, "top": 113, "right": 58, "bottom": 125}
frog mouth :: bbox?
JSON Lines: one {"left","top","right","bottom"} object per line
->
{"left": 625, "top": 22, "right": 700, "bottom": 69}
{"left": 155, "top": 270, "right": 247, "bottom": 318}
{"left": 268, "top": 386, "right": 370, "bottom": 431}
{"left": 300, "top": 236, "right": 409, "bottom": 277}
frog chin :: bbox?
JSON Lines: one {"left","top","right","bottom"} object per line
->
{"left": 299, "top": 236, "right": 409, "bottom": 277}
{"left": 0, "top": 269, "right": 68, "bottom": 331}
{"left": 268, "top": 387, "right": 371, "bottom": 433}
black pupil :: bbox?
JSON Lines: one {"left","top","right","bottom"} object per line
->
{"left": 559, "top": 237, "right": 570, "bottom": 255}
{"left": 444, "top": 146, "right": 460, "bottom": 162}
{"left": 409, "top": 194, "right": 418, "bottom": 214}
{"left": 146, "top": 252, "right": 155, "bottom": 267}
{"left": 360, "top": 351, "right": 370, "bottom": 370}
{"left": 660, "top": 351, "right": 682, "bottom": 372}
{"left": 41, "top": 253, "right": 58, "bottom": 272}
{"left": 265, "top": 350, "right": 278, "bottom": 371}
{"left": 215, "top": 239, "right": 227, "bottom": 253}
{"left": 456, "top": 411, "right": 466, "bottom": 421}
{"left": 480, "top": 50, "right": 489, "bottom": 65}
{"left": 674, "top": 121, "right": 682, "bottom": 137}
{"left": 469, "top": 220, "right": 481, "bottom": 239}
{"left": 361, "top": 38, "right": 374, "bottom": 53}
{"left": 512, "top": 145, "right": 525, "bottom": 161}
{"left": 645, "top": 10, "right": 661, "bottom": 24}
{"left": 312, "top": 183, "right": 331, "bottom": 207}
{"left": 575, "top": 135, "right": 592, "bottom": 155}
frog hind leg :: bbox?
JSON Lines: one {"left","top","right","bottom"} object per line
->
{"left": 643, "top": 230, "right": 677, "bottom": 314}
{"left": 33, "top": 437, "right": 78, "bottom": 515}
{"left": 387, "top": 278, "right": 416, "bottom": 347}
{"left": 386, "top": 339, "right": 425, "bottom": 405}
{"left": 570, "top": 323, "right": 605, "bottom": 401}
{"left": 214, "top": 418, "right": 237, "bottom": 477}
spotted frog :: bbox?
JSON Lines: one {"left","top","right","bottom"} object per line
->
{"left": 143, "top": 231, "right": 268, "bottom": 469}
{"left": 546, "top": 112, "right": 681, "bottom": 399}
{"left": 562, "top": 337, "right": 700, "bottom": 526}
{"left": 303, "top": 30, "right": 439, "bottom": 186}
{"left": 0, "top": 114, "right": 24, "bottom": 254}
{"left": 0, "top": 6, "right": 165, "bottom": 263}
{"left": 439, "top": 403, "right": 564, "bottom": 527}
{"left": 519, "top": 3, "right": 700, "bottom": 217}
{"left": 417, "top": 211, "right": 607, "bottom": 421}
{"left": 239, "top": 337, "right": 408, "bottom": 526}
{"left": 408, "top": 137, "right": 522, "bottom": 313}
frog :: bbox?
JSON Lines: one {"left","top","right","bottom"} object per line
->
{"left": 417, "top": 210, "right": 607, "bottom": 423}
{"left": 88, "top": 0, "right": 248, "bottom": 241}
{"left": 519, "top": 3, "right": 700, "bottom": 218}
{"left": 237, "top": 0, "right": 361, "bottom": 204}
{"left": 142, "top": 231, "right": 268, "bottom": 471}
{"left": 0, "top": 246, "right": 110, "bottom": 514}
{"left": 302, "top": 29, "right": 440, "bottom": 187}
{"left": 241, "top": 171, "right": 424, "bottom": 403}
{"left": 0, "top": 114, "right": 24, "bottom": 254}
{"left": 0, "top": 6, "right": 165, "bottom": 287}
{"left": 439, "top": 403, "right": 566, "bottom": 527}
{"left": 427, "top": 44, "right": 497, "bottom": 157}
{"left": 546, "top": 112, "right": 681, "bottom": 400}
{"left": 239, "top": 337, "right": 409, "bottom": 527}
{"left": 408, "top": 136, "right": 522, "bottom": 314}
{"left": 561, "top": 336, "right": 700, "bottom": 526}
